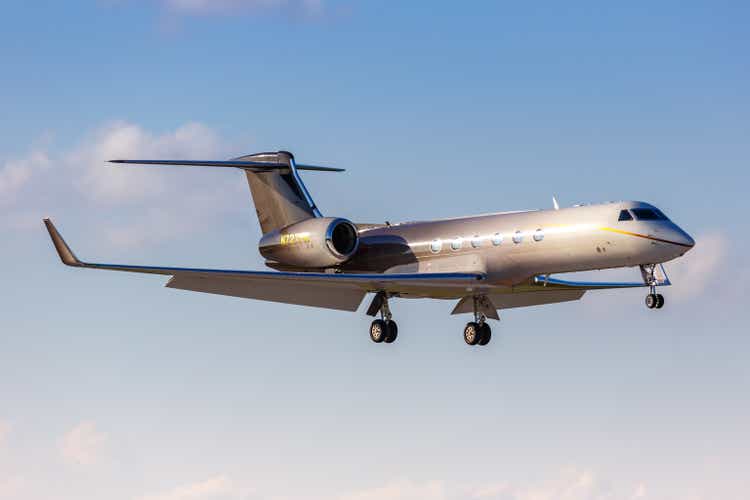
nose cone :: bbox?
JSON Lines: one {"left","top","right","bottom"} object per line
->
{"left": 671, "top": 225, "right": 695, "bottom": 251}
{"left": 651, "top": 222, "right": 695, "bottom": 252}
{"left": 683, "top": 231, "right": 696, "bottom": 249}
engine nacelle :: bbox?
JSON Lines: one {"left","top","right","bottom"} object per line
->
{"left": 259, "top": 217, "right": 359, "bottom": 269}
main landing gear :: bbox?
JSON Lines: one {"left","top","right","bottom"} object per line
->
{"left": 464, "top": 296, "right": 492, "bottom": 346}
{"left": 367, "top": 292, "right": 398, "bottom": 344}
{"left": 641, "top": 264, "right": 665, "bottom": 310}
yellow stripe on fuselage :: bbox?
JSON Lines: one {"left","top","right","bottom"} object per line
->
{"left": 599, "top": 227, "right": 692, "bottom": 248}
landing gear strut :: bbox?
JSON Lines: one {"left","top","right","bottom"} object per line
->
{"left": 641, "top": 264, "right": 665, "bottom": 310}
{"left": 464, "top": 296, "right": 492, "bottom": 346}
{"left": 368, "top": 292, "right": 398, "bottom": 343}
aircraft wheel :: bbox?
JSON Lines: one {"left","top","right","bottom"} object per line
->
{"left": 645, "top": 294, "right": 657, "bottom": 309}
{"left": 655, "top": 294, "right": 665, "bottom": 309}
{"left": 464, "top": 322, "right": 480, "bottom": 345}
{"left": 370, "top": 319, "right": 387, "bottom": 343}
{"left": 478, "top": 323, "right": 492, "bottom": 346}
{"left": 384, "top": 320, "right": 398, "bottom": 343}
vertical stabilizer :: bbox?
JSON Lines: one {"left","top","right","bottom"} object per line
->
{"left": 237, "top": 151, "right": 321, "bottom": 234}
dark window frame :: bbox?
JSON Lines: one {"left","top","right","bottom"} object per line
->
{"left": 631, "top": 208, "right": 666, "bottom": 221}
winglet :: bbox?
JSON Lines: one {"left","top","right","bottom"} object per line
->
{"left": 43, "top": 219, "right": 83, "bottom": 267}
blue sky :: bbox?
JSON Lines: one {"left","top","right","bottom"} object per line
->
{"left": 1, "top": 1, "right": 749, "bottom": 499}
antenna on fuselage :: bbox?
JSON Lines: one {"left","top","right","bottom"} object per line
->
{"left": 552, "top": 196, "right": 560, "bottom": 210}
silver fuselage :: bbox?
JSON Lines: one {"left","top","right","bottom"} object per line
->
{"left": 342, "top": 201, "right": 694, "bottom": 286}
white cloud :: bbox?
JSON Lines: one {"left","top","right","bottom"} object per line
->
{"left": 666, "top": 232, "right": 729, "bottom": 301}
{"left": 632, "top": 483, "right": 647, "bottom": 499}
{"left": 339, "top": 480, "right": 447, "bottom": 500}
{"left": 497, "top": 467, "right": 604, "bottom": 500}
{"left": 136, "top": 475, "right": 242, "bottom": 500}
{"left": 162, "top": 0, "right": 324, "bottom": 16}
{"left": 71, "top": 121, "right": 223, "bottom": 204}
{"left": 0, "top": 475, "right": 25, "bottom": 498}
{"left": 338, "top": 469, "right": 659, "bottom": 500}
{"left": 0, "top": 151, "right": 49, "bottom": 205}
{"left": 1, "top": 120, "right": 247, "bottom": 247}
{"left": 472, "top": 483, "right": 511, "bottom": 498}
{"left": 59, "top": 421, "right": 108, "bottom": 466}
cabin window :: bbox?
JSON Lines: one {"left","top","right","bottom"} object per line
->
{"left": 492, "top": 233, "right": 503, "bottom": 246}
{"left": 451, "top": 237, "right": 463, "bottom": 251}
{"left": 512, "top": 231, "right": 523, "bottom": 244}
{"left": 533, "top": 229, "right": 544, "bottom": 242}
{"left": 471, "top": 235, "right": 482, "bottom": 248}
{"left": 618, "top": 209, "right": 633, "bottom": 221}
{"left": 430, "top": 239, "right": 442, "bottom": 253}
{"left": 631, "top": 208, "right": 666, "bottom": 221}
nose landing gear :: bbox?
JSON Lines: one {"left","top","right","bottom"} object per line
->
{"left": 645, "top": 293, "right": 664, "bottom": 309}
{"left": 641, "top": 264, "right": 665, "bottom": 310}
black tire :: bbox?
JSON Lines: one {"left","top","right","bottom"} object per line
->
{"left": 464, "top": 322, "right": 480, "bottom": 345}
{"left": 478, "top": 323, "right": 492, "bottom": 346}
{"left": 370, "top": 319, "right": 387, "bottom": 343}
{"left": 655, "top": 294, "right": 665, "bottom": 309}
{"left": 384, "top": 320, "right": 398, "bottom": 343}
{"left": 645, "top": 294, "right": 657, "bottom": 309}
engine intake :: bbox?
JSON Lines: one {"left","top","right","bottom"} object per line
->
{"left": 327, "top": 219, "right": 358, "bottom": 258}
{"left": 259, "top": 217, "right": 360, "bottom": 269}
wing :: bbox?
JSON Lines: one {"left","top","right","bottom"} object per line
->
{"left": 528, "top": 266, "right": 670, "bottom": 290}
{"left": 451, "top": 267, "right": 670, "bottom": 315}
{"left": 44, "top": 219, "right": 485, "bottom": 311}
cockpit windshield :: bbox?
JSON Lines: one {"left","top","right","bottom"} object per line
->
{"left": 630, "top": 208, "right": 668, "bottom": 221}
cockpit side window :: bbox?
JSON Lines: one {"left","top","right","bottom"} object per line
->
{"left": 631, "top": 208, "right": 667, "bottom": 221}
{"left": 618, "top": 210, "right": 633, "bottom": 221}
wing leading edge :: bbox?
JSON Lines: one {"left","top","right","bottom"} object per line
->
{"left": 43, "top": 219, "right": 485, "bottom": 311}
{"left": 530, "top": 266, "right": 670, "bottom": 290}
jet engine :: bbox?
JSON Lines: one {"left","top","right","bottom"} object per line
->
{"left": 259, "top": 217, "right": 360, "bottom": 269}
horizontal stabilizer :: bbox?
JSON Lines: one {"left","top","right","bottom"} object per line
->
{"left": 109, "top": 159, "right": 344, "bottom": 172}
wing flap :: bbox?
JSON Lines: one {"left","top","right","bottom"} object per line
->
{"left": 451, "top": 290, "right": 585, "bottom": 314}
{"left": 166, "top": 275, "right": 366, "bottom": 311}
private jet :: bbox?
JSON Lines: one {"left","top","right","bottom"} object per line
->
{"left": 44, "top": 151, "right": 695, "bottom": 346}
